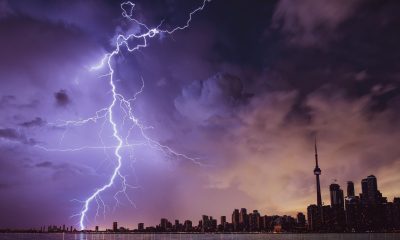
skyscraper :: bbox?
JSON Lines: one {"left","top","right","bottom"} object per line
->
{"left": 251, "top": 210, "right": 261, "bottom": 231}
{"left": 138, "top": 223, "right": 144, "bottom": 231}
{"left": 160, "top": 218, "right": 169, "bottom": 231}
{"left": 360, "top": 175, "right": 387, "bottom": 231}
{"left": 220, "top": 216, "right": 226, "bottom": 226}
{"left": 330, "top": 183, "right": 344, "bottom": 208}
{"left": 314, "top": 137, "right": 322, "bottom": 207}
{"left": 307, "top": 204, "right": 322, "bottom": 231}
{"left": 329, "top": 183, "right": 346, "bottom": 231}
{"left": 347, "top": 181, "right": 355, "bottom": 198}
{"left": 366, "top": 175, "right": 377, "bottom": 204}
{"left": 202, "top": 215, "right": 209, "bottom": 232}
{"left": 184, "top": 220, "right": 192, "bottom": 232}
{"left": 113, "top": 222, "right": 118, "bottom": 232}
{"left": 174, "top": 220, "right": 180, "bottom": 231}
{"left": 232, "top": 209, "right": 239, "bottom": 231}
{"left": 297, "top": 212, "right": 306, "bottom": 228}
{"left": 239, "top": 208, "right": 248, "bottom": 231}
{"left": 361, "top": 175, "right": 383, "bottom": 204}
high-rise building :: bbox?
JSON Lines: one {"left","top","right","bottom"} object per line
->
{"left": 347, "top": 181, "right": 355, "bottom": 198}
{"left": 160, "top": 218, "right": 169, "bottom": 231}
{"left": 138, "top": 223, "right": 144, "bottom": 231}
{"left": 392, "top": 198, "right": 400, "bottom": 229}
{"left": 359, "top": 175, "right": 387, "bottom": 231}
{"left": 95, "top": 226, "right": 99, "bottom": 232}
{"left": 329, "top": 183, "right": 346, "bottom": 231}
{"left": 297, "top": 212, "right": 306, "bottom": 228}
{"left": 361, "top": 178, "right": 368, "bottom": 201}
{"left": 345, "top": 196, "right": 361, "bottom": 232}
{"left": 202, "top": 215, "right": 209, "bottom": 232}
{"left": 184, "top": 220, "right": 192, "bottom": 232}
{"left": 366, "top": 175, "right": 378, "bottom": 197}
{"left": 220, "top": 216, "right": 226, "bottom": 225}
{"left": 219, "top": 216, "right": 227, "bottom": 232}
{"left": 330, "top": 183, "right": 344, "bottom": 208}
{"left": 259, "top": 215, "right": 269, "bottom": 231}
{"left": 314, "top": 137, "right": 322, "bottom": 207}
{"left": 198, "top": 220, "right": 203, "bottom": 230}
{"left": 249, "top": 210, "right": 260, "bottom": 231}
{"left": 239, "top": 208, "right": 248, "bottom": 231}
{"left": 113, "top": 222, "right": 118, "bottom": 232}
{"left": 307, "top": 204, "right": 322, "bottom": 231}
{"left": 210, "top": 217, "right": 217, "bottom": 231}
{"left": 232, "top": 209, "right": 240, "bottom": 231}
{"left": 361, "top": 175, "right": 383, "bottom": 205}
{"left": 174, "top": 220, "right": 180, "bottom": 231}
{"left": 220, "top": 216, "right": 226, "bottom": 228}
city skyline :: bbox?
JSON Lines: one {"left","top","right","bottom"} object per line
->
{"left": 95, "top": 147, "right": 400, "bottom": 231}
{"left": 6, "top": 171, "right": 397, "bottom": 233}
{"left": 1, "top": 0, "right": 400, "bottom": 230}
{"left": 118, "top": 172, "right": 400, "bottom": 233}
{"left": 2, "top": 142, "right": 398, "bottom": 233}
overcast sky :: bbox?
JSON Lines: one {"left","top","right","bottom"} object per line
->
{"left": 0, "top": 0, "right": 400, "bottom": 230}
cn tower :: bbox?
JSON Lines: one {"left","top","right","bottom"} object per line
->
{"left": 314, "top": 136, "right": 322, "bottom": 207}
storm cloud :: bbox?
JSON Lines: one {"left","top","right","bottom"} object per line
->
{"left": 54, "top": 90, "right": 70, "bottom": 107}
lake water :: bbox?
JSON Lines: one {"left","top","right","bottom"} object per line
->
{"left": 0, "top": 233, "right": 399, "bottom": 240}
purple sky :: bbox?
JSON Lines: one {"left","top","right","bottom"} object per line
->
{"left": 1, "top": 0, "right": 400, "bottom": 230}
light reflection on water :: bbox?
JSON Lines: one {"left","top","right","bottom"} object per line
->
{"left": 0, "top": 233, "right": 399, "bottom": 240}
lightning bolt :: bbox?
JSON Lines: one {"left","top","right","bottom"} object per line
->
{"left": 36, "top": 0, "right": 210, "bottom": 230}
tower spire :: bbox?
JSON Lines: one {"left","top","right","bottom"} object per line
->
{"left": 315, "top": 135, "right": 319, "bottom": 167}
{"left": 313, "top": 134, "right": 322, "bottom": 207}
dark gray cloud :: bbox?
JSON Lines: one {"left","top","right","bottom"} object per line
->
{"left": 0, "top": 128, "right": 36, "bottom": 145}
{"left": 0, "top": 128, "right": 20, "bottom": 140}
{"left": 272, "top": 0, "right": 362, "bottom": 47}
{"left": 175, "top": 73, "right": 250, "bottom": 124}
{"left": 0, "top": 95, "right": 39, "bottom": 110}
{"left": 4, "top": 0, "right": 119, "bottom": 44}
{"left": 0, "top": 95, "right": 15, "bottom": 108}
{"left": 35, "top": 161, "right": 52, "bottom": 168}
{"left": 54, "top": 90, "right": 70, "bottom": 107}
{"left": 19, "top": 117, "right": 46, "bottom": 128}
{"left": 0, "top": 0, "right": 12, "bottom": 18}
